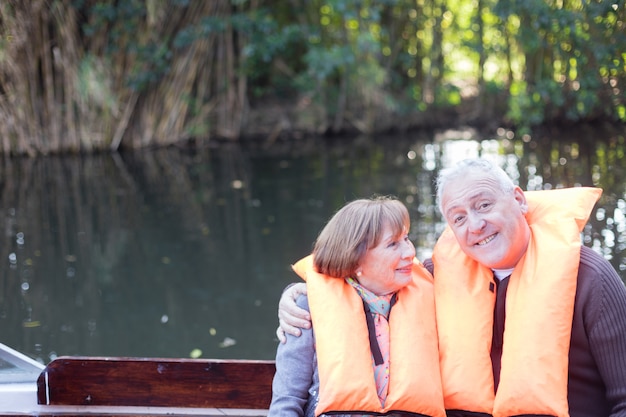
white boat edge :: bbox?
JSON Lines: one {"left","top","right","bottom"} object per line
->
{"left": 0, "top": 342, "right": 44, "bottom": 414}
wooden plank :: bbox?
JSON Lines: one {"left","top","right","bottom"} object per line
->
{"left": 36, "top": 357, "right": 275, "bottom": 410}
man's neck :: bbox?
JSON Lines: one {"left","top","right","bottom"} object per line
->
{"left": 492, "top": 268, "right": 514, "bottom": 280}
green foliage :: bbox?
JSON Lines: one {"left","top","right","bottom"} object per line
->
{"left": 78, "top": 0, "right": 178, "bottom": 92}
{"left": 508, "top": 80, "right": 543, "bottom": 126}
{"left": 2, "top": 0, "right": 624, "bottom": 155}
{"left": 72, "top": 0, "right": 626, "bottom": 128}
{"left": 173, "top": 17, "right": 228, "bottom": 47}
{"left": 494, "top": 0, "right": 626, "bottom": 128}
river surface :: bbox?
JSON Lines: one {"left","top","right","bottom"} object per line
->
{"left": 1, "top": 125, "right": 625, "bottom": 363}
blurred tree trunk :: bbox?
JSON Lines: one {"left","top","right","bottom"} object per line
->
{"left": 477, "top": 0, "right": 486, "bottom": 97}
{"left": 0, "top": 0, "right": 249, "bottom": 155}
{"left": 424, "top": 0, "right": 445, "bottom": 104}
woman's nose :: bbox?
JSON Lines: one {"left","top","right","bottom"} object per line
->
{"left": 403, "top": 239, "right": 416, "bottom": 258}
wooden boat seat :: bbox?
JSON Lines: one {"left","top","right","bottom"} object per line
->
{"left": 33, "top": 356, "right": 276, "bottom": 416}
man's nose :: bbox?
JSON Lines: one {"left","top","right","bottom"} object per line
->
{"left": 468, "top": 214, "right": 486, "bottom": 233}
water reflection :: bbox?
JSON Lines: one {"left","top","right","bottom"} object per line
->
{"left": 0, "top": 126, "right": 625, "bottom": 362}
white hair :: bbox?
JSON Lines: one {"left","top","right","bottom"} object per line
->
{"left": 435, "top": 158, "right": 516, "bottom": 214}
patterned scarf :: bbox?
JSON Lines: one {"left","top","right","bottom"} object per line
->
{"left": 346, "top": 277, "right": 395, "bottom": 407}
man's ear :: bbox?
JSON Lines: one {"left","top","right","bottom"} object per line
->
{"left": 514, "top": 186, "right": 528, "bottom": 214}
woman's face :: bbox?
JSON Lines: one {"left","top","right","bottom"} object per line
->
{"left": 355, "top": 222, "right": 416, "bottom": 295}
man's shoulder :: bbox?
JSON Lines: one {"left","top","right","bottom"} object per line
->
{"left": 423, "top": 258, "right": 434, "bottom": 275}
{"left": 579, "top": 245, "right": 620, "bottom": 279}
{"left": 576, "top": 245, "right": 626, "bottom": 312}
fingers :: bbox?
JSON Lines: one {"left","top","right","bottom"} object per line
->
{"left": 279, "top": 283, "right": 310, "bottom": 321}
{"left": 276, "top": 326, "right": 288, "bottom": 344}
{"left": 291, "top": 282, "right": 308, "bottom": 297}
{"left": 276, "top": 282, "right": 311, "bottom": 341}
{"left": 278, "top": 318, "right": 303, "bottom": 339}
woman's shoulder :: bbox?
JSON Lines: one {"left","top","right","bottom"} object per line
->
{"left": 295, "top": 293, "right": 310, "bottom": 311}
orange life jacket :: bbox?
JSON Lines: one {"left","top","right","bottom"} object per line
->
{"left": 292, "top": 255, "right": 445, "bottom": 417}
{"left": 432, "top": 187, "right": 602, "bottom": 417}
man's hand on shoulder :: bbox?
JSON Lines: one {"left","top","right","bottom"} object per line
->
{"left": 276, "top": 282, "right": 310, "bottom": 343}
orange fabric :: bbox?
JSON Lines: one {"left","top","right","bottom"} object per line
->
{"left": 292, "top": 255, "right": 445, "bottom": 417}
{"left": 432, "top": 187, "right": 602, "bottom": 417}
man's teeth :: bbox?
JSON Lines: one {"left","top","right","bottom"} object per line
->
{"left": 477, "top": 235, "right": 495, "bottom": 245}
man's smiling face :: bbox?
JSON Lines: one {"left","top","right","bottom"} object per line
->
{"left": 441, "top": 170, "right": 530, "bottom": 269}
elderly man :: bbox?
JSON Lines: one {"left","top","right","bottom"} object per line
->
{"left": 277, "top": 158, "right": 626, "bottom": 416}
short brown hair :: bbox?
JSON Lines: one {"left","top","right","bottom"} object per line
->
{"left": 312, "top": 196, "right": 410, "bottom": 278}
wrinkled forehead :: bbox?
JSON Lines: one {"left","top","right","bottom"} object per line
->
{"left": 441, "top": 173, "right": 509, "bottom": 209}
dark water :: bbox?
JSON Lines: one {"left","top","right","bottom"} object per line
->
{"left": 1, "top": 126, "right": 625, "bottom": 364}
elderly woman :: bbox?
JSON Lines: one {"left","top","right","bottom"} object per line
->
{"left": 268, "top": 196, "right": 444, "bottom": 417}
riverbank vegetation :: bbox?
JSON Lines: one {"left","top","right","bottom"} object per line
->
{"left": 0, "top": 0, "right": 624, "bottom": 155}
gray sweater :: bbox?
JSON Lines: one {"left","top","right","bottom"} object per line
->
{"left": 269, "top": 296, "right": 416, "bottom": 417}
{"left": 268, "top": 294, "right": 319, "bottom": 417}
